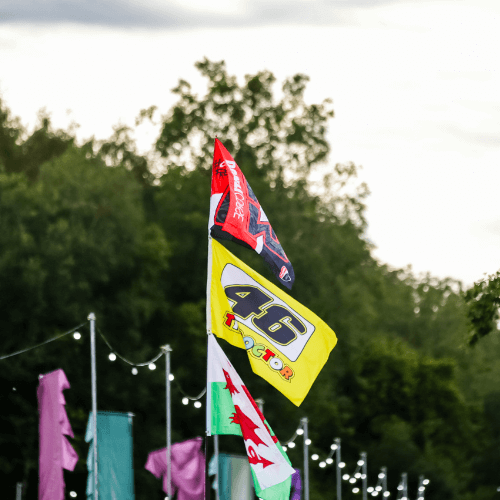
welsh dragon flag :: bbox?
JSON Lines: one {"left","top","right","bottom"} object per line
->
{"left": 209, "top": 138, "right": 295, "bottom": 289}
{"left": 207, "top": 334, "right": 294, "bottom": 500}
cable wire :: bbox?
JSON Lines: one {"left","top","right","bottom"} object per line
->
{"left": 97, "top": 327, "right": 206, "bottom": 400}
{"left": 0, "top": 322, "right": 87, "bottom": 360}
{"left": 97, "top": 327, "right": 165, "bottom": 366}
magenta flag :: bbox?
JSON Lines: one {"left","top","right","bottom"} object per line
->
{"left": 145, "top": 437, "right": 205, "bottom": 500}
{"left": 37, "top": 369, "right": 78, "bottom": 500}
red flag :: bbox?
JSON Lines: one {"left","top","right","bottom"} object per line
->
{"left": 209, "top": 138, "right": 295, "bottom": 289}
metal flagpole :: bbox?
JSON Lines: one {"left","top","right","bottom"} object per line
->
{"left": 335, "top": 438, "right": 341, "bottom": 500}
{"left": 213, "top": 435, "right": 219, "bottom": 500}
{"left": 162, "top": 345, "right": 173, "bottom": 499}
{"left": 205, "top": 235, "right": 214, "bottom": 500}
{"left": 361, "top": 452, "right": 367, "bottom": 500}
{"left": 402, "top": 472, "right": 408, "bottom": 500}
{"left": 301, "top": 417, "right": 309, "bottom": 500}
{"left": 15, "top": 482, "right": 22, "bottom": 500}
{"left": 255, "top": 399, "right": 264, "bottom": 413}
{"left": 382, "top": 467, "right": 387, "bottom": 498}
{"left": 88, "top": 312, "right": 98, "bottom": 500}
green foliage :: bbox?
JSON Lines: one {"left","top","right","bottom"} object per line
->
{"left": 464, "top": 271, "right": 500, "bottom": 345}
{"left": 1, "top": 61, "right": 500, "bottom": 499}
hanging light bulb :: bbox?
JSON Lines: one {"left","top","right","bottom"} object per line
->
{"left": 326, "top": 458, "right": 333, "bottom": 465}
{"left": 319, "top": 462, "right": 326, "bottom": 468}
{"left": 169, "top": 374, "right": 174, "bottom": 381}
{"left": 355, "top": 473, "right": 361, "bottom": 479}
{"left": 423, "top": 479, "right": 430, "bottom": 486}
{"left": 372, "top": 492, "right": 379, "bottom": 497}
{"left": 288, "top": 442, "right": 296, "bottom": 449}
{"left": 339, "top": 462, "right": 346, "bottom": 468}
{"left": 376, "top": 486, "right": 382, "bottom": 491}
{"left": 378, "top": 473, "right": 385, "bottom": 479}
{"left": 331, "top": 444, "right": 338, "bottom": 451}
{"left": 305, "top": 439, "right": 312, "bottom": 445}
{"left": 357, "top": 460, "right": 365, "bottom": 466}
{"left": 296, "top": 429, "right": 304, "bottom": 435}
{"left": 367, "top": 487, "right": 374, "bottom": 493}
{"left": 194, "top": 401, "right": 202, "bottom": 408}
{"left": 131, "top": 367, "right": 138, "bottom": 375}
{"left": 108, "top": 353, "right": 116, "bottom": 361}
{"left": 69, "top": 492, "right": 77, "bottom": 498}
{"left": 349, "top": 478, "right": 356, "bottom": 484}
{"left": 182, "top": 398, "right": 189, "bottom": 405}
{"left": 149, "top": 363, "right": 156, "bottom": 370}
{"left": 383, "top": 492, "right": 390, "bottom": 497}
{"left": 282, "top": 446, "right": 287, "bottom": 452}
{"left": 311, "top": 454, "right": 319, "bottom": 461}
{"left": 343, "top": 474, "right": 350, "bottom": 481}
{"left": 73, "top": 332, "right": 81, "bottom": 340}
{"left": 353, "top": 488, "right": 360, "bottom": 494}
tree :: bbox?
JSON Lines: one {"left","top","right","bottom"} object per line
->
{"left": 464, "top": 271, "right": 500, "bottom": 345}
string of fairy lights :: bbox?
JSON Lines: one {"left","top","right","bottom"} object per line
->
{"left": 281, "top": 419, "right": 430, "bottom": 499}
{"left": 2, "top": 319, "right": 431, "bottom": 498}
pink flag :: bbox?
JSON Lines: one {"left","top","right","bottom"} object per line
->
{"left": 145, "top": 437, "right": 205, "bottom": 500}
{"left": 37, "top": 369, "right": 78, "bottom": 500}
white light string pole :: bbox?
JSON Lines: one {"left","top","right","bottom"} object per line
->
{"left": 360, "top": 452, "right": 367, "bottom": 500}
{"left": 381, "top": 467, "right": 388, "bottom": 498}
{"left": 88, "top": 312, "right": 98, "bottom": 500}
{"left": 301, "top": 418, "right": 309, "bottom": 500}
{"left": 403, "top": 472, "right": 408, "bottom": 500}
{"left": 162, "top": 345, "right": 173, "bottom": 500}
{"left": 417, "top": 475, "right": 430, "bottom": 500}
{"left": 335, "top": 438, "right": 342, "bottom": 500}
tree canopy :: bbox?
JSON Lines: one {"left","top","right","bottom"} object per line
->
{"left": 1, "top": 61, "right": 500, "bottom": 500}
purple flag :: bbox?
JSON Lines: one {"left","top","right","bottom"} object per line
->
{"left": 37, "top": 369, "right": 78, "bottom": 500}
{"left": 145, "top": 437, "right": 205, "bottom": 500}
{"left": 291, "top": 468, "right": 302, "bottom": 500}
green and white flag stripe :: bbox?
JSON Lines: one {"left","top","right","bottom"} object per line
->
{"left": 207, "top": 334, "right": 294, "bottom": 499}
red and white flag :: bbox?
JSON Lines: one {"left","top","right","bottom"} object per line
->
{"left": 207, "top": 334, "right": 294, "bottom": 499}
{"left": 209, "top": 138, "right": 295, "bottom": 289}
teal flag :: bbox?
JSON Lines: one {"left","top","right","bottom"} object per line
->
{"left": 86, "top": 411, "right": 135, "bottom": 500}
{"left": 209, "top": 453, "right": 255, "bottom": 500}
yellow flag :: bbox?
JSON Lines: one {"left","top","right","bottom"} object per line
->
{"left": 210, "top": 239, "right": 337, "bottom": 406}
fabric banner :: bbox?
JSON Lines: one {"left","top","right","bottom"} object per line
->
{"left": 210, "top": 239, "right": 338, "bottom": 406}
{"left": 209, "top": 453, "right": 255, "bottom": 500}
{"left": 145, "top": 437, "right": 205, "bottom": 500}
{"left": 85, "top": 411, "right": 134, "bottom": 500}
{"left": 207, "top": 333, "right": 294, "bottom": 500}
{"left": 209, "top": 138, "right": 295, "bottom": 289}
{"left": 37, "top": 368, "right": 78, "bottom": 500}
{"left": 291, "top": 469, "right": 302, "bottom": 500}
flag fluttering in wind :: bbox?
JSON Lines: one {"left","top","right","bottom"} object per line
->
{"left": 207, "top": 334, "right": 295, "bottom": 500}
{"left": 209, "top": 138, "right": 295, "bottom": 289}
{"left": 37, "top": 369, "right": 78, "bottom": 500}
{"left": 210, "top": 239, "right": 337, "bottom": 406}
{"left": 145, "top": 438, "right": 205, "bottom": 500}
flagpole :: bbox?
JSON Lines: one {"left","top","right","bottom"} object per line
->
{"left": 162, "top": 345, "right": 173, "bottom": 499}
{"left": 361, "top": 452, "right": 367, "bottom": 500}
{"left": 206, "top": 235, "right": 214, "bottom": 500}
{"left": 301, "top": 417, "right": 309, "bottom": 500}
{"left": 88, "top": 312, "right": 98, "bottom": 500}
{"left": 335, "top": 438, "right": 341, "bottom": 500}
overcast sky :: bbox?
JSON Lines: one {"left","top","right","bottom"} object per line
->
{"left": 1, "top": 0, "right": 499, "bottom": 286}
